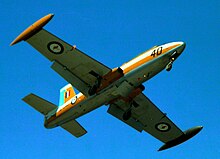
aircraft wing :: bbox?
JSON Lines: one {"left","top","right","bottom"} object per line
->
{"left": 26, "top": 29, "right": 111, "bottom": 96}
{"left": 10, "top": 14, "right": 111, "bottom": 96}
{"left": 108, "top": 93, "right": 184, "bottom": 143}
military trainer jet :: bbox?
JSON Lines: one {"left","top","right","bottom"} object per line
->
{"left": 11, "top": 14, "right": 203, "bottom": 151}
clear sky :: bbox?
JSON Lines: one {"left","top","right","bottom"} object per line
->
{"left": 1, "top": 0, "right": 219, "bottom": 158}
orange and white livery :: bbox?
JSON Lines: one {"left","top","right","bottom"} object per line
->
{"left": 11, "top": 14, "right": 202, "bottom": 151}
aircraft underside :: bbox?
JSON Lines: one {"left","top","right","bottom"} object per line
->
{"left": 12, "top": 14, "right": 202, "bottom": 151}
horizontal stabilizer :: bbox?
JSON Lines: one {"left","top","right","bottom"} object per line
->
{"left": 158, "top": 126, "right": 203, "bottom": 151}
{"left": 61, "top": 119, "right": 87, "bottom": 138}
{"left": 22, "top": 93, "right": 57, "bottom": 115}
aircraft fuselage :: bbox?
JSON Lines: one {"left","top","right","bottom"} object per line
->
{"left": 44, "top": 41, "right": 185, "bottom": 128}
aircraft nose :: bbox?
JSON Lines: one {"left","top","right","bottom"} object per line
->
{"left": 176, "top": 41, "right": 186, "bottom": 54}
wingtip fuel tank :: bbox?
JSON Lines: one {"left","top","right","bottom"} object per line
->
{"left": 10, "top": 13, "right": 54, "bottom": 46}
{"left": 158, "top": 126, "right": 203, "bottom": 151}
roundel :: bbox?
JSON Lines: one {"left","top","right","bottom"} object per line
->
{"left": 71, "top": 96, "right": 77, "bottom": 104}
{"left": 47, "top": 41, "right": 64, "bottom": 54}
{"left": 155, "top": 122, "right": 171, "bottom": 132}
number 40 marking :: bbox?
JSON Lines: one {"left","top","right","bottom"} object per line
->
{"left": 151, "top": 47, "right": 163, "bottom": 57}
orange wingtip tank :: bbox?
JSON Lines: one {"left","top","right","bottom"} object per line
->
{"left": 10, "top": 13, "right": 54, "bottom": 46}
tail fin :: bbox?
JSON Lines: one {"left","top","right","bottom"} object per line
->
{"left": 59, "top": 84, "right": 75, "bottom": 106}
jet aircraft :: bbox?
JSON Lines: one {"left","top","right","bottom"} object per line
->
{"left": 11, "top": 14, "right": 203, "bottom": 151}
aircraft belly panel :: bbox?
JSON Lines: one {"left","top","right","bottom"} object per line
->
{"left": 52, "top": 85, "right": 119, "bottom": 126}
{"left": 124, "top": 55, "right": 170, "bottom": 86}
{"left": 114, "top": 81, "right": 134, "bottom": 97}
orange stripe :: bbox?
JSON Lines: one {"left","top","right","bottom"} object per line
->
{"left": 123, "top": 55, "right": 153, "bottom": 74}
{"left": 122, "top": 44, "right": 179, "bottom": 74}
{"left": 56, "top": 94, "right": 86, "bottom": 117}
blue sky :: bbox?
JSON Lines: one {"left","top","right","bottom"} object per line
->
{"left": 1, "top": 0, "right": 219, "bottom": 158}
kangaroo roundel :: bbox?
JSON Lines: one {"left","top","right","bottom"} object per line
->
{"left": 47, "top": 41, "right": 64, "bottom": 54}
{"left": 71, "top": 96, "right": 77, "bottom": 104}
{"left": 155, "top": 122, "right": 171, "bottom": 132}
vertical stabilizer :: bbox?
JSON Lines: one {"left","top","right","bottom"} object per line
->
{"left": 59, "top": 84, "right": 75, "bottom": 106}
